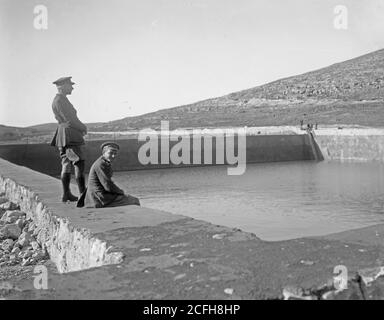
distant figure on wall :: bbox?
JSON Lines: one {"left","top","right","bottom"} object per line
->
{"left": 77, "top": 142, "right": 140, "bottom": 208}
{"left": 50, "top": 77, "right": 87, "bottom": 202}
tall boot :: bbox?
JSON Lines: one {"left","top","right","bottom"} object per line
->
{"left": 61, "top": 173, "right": 78, "bottom": 202}
{"left": 76, "top": 176, "right": 86, "bottom": 195}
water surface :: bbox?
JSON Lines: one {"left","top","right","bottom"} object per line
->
{"left": 114, "top": 161, "right": 384, "bottom": 241}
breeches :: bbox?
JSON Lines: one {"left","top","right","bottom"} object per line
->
{"left": 59, "top": 146, "right": 85, "bottom": 176}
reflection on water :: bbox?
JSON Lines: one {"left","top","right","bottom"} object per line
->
{"left": 114, "top": 162, "right": 384, "bottom": 241}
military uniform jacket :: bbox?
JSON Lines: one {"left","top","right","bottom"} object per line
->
{"left": 86, "top": 156, "right": 124, "bottom": 208}
{"left": 50, "top": 94, "right": 87, "bottom": 147}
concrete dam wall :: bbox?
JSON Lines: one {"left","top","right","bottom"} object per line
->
{"left": 0, "top": 134, "right": 316, "bottom": 176}
{"left": 315, "top": 128, "right": 384, "bottom": 162}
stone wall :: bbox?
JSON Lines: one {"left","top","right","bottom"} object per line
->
{"left": 0, "top": 158, "right": 123, "bottom": 273}
{"left": 315, "top": 130, "right": 384, "bottom": 162}
{"left": 0, "top": 134, "right": 315, "bottom": 176}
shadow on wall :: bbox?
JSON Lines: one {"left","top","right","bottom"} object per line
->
{"left": 308, "top": 132, "right": 325, "bottom": 162}
{"left": 0, "top": 135, "right": 317, "bottom": 176}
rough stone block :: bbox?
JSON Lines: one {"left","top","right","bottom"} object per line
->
{"left": 17, "top": 231, "right": 33, "bottom": 248}
{"left": 0, "top": 202, "right": 19, "bottom": 211}
{"left": 330, "top": 280, "right": 365, "bottom": 300}
{"left": 15, "top": 218, "right": 25, "bottom": 230}
{"left": 3, "top": 210, "right": 26, "bottom": 219}
{"left": 0, "top": 224, "right": 21, "bottom": 240}
{"left": 1, "top": 239, "right": 15, "bottom": 252}
{"left": 365, "top": 276, "right": 384, "bottom": 300}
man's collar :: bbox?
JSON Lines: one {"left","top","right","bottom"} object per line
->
{"left": 101, "top": 156, "right": 111, "bottom": 164}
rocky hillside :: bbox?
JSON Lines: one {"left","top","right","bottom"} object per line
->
{"left": 93, "top": 48, "right": 384, "bottom": 130}
{"left": 214, "top": 48, "right": 384, "bottom": 103}
{"left": 0, "top": 124, "right": 57, "bottom": 143}
{"left": 2, "top": 48, "right": 384, "bottom": 142}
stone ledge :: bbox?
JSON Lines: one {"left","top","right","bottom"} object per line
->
{"left": 0, "top": 158, "right": 124, "bottom": 272}
{"left": 1, "top": 157, "right": 384, "bottom": 299}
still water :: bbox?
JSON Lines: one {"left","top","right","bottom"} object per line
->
{"left": 114, "top": 161, "right": 384, "bottom": 241}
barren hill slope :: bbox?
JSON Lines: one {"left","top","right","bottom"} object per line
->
{"left": 95, "top": 48, "right": 384, "bottom": 130}
{"left": 2, "top": 48, "right": 384, "bottom": 143}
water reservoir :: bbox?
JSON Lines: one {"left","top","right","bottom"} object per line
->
{"left": 114, "top": 161, "right": 384, "bottom": 241}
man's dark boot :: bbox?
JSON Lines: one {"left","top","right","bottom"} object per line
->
{"left": 76, "top": 176, "right": 86, "bottom": 195}
{"left": 61, "top": 173, "right": 78, "bottom": 202}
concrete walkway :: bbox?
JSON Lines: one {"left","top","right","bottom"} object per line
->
{"left": 1, "top": 158, "right": 384, "bottom": 299}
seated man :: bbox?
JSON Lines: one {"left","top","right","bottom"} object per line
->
{"left": 78, "top": 142, "right": 140, "bottom": 208}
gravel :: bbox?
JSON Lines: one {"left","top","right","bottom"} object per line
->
{"left": 0, "top": 199, "right": 49, "bottom": 269}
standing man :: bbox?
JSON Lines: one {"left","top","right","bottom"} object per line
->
{"left": 79, "top": 142, "right": 140, "bottom": 208}
{"left": 50, "top": 76, "right": 87, "bottom": 202}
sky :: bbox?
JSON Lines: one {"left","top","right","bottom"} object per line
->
{"left": 1, "top": 0, "right": 384, "bottom": 127}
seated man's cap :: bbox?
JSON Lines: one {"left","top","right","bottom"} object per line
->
{"left": 101, "top": 142, "right": 120, "bottom": 151}
{"left": 52, "top": 76, "right": 75, "bottom": 85}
